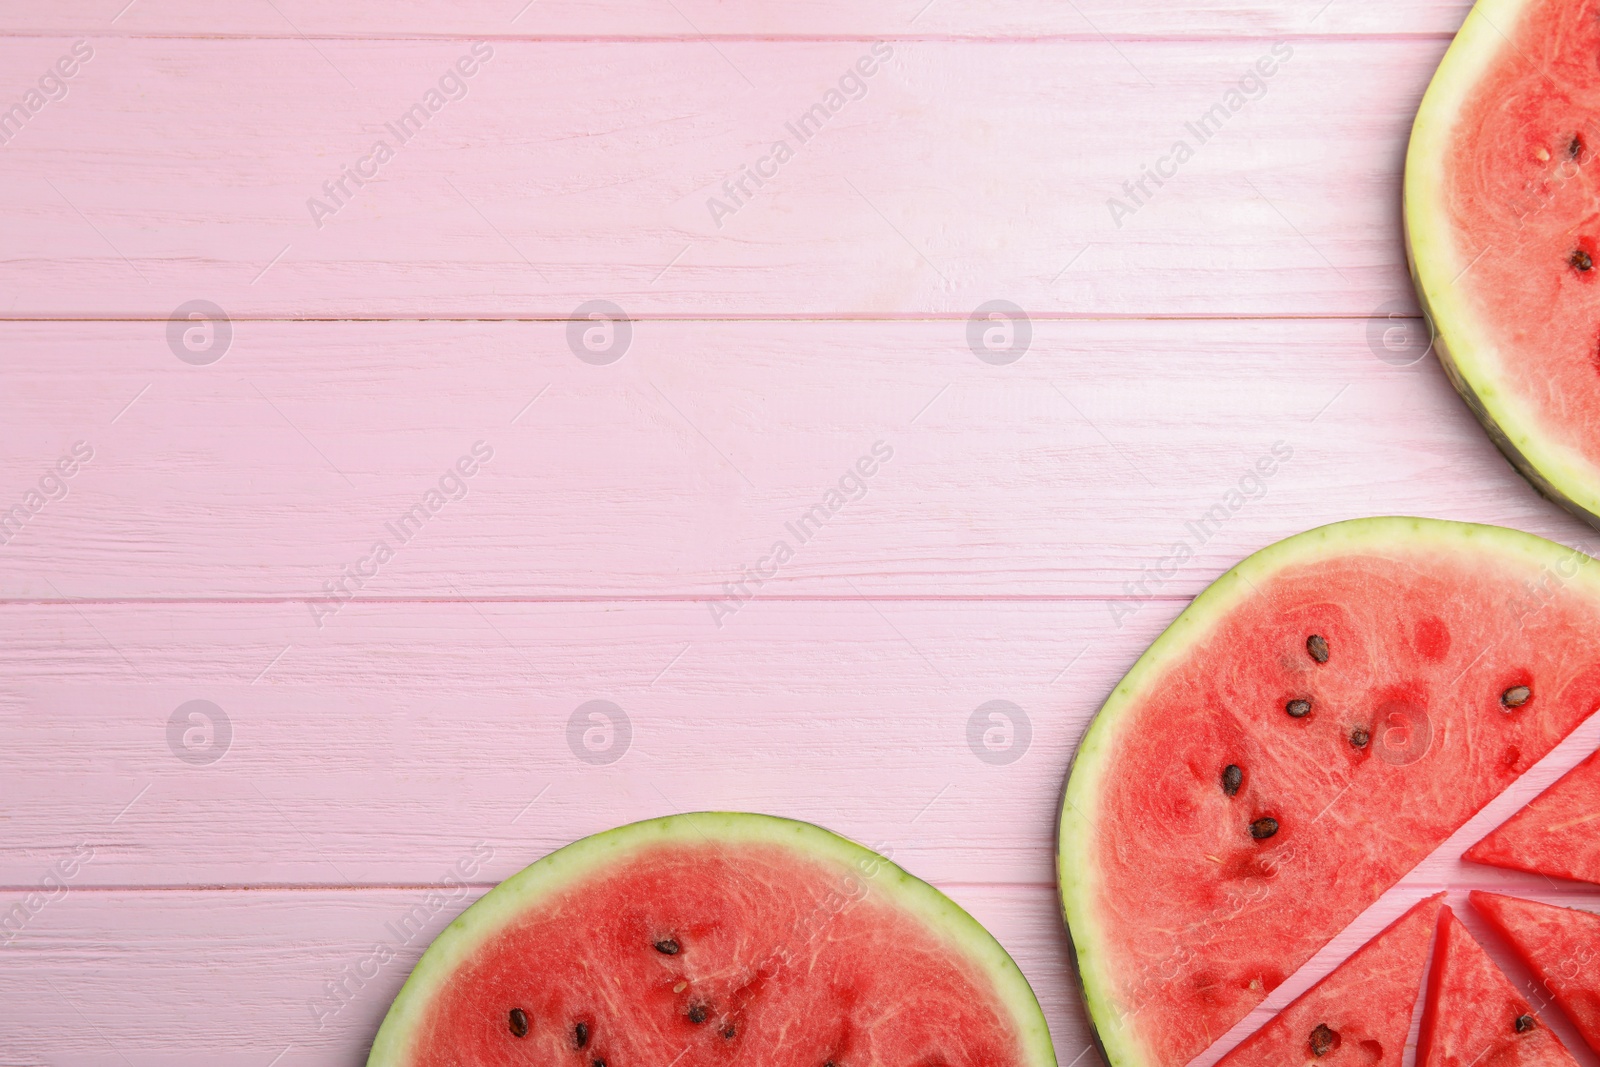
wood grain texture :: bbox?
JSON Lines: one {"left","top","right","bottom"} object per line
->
{"left": 7, "top": 5, "right": 1600, "bottom": 1067}
{"left": 3, "top": 599, "right": 1598, "bottom": 892}
{"left": 3, "top": 884, "right": 1598, "bottom": 1067}
{"left": 2, "top": 319, "right": 1594, "bottom": 601}
{"left": 0, "top": 1, "right": 1474, "bottom": 39}
{"left": 0, "top": 36, "right": 1445, "bottom": 317}
{"left": 1, "top": 885, "right": 1085, "bottom": 1067}
{"left": 0, "top": 598, "right": 1169, "bottom": 888}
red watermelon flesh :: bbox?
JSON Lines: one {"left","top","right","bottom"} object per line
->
{"left": 1406, "top": 0, "right": 1600, "bottom": 525}
{"left": 368, "top": 814, "right": 1056, "bottom": 1067}
{"left": 1058, "top": 519, "right": 1600, "bottom": 1067}
{"left": 1472, "top": 891, "right": 1600, "bottom": 1057}
{"left": 1466, "top": 748, "right": 1600, "bottom": 886}
{"left": 1214, "top": 894, "right": 1444, "bottom": 1067}
{"left": 1426, "top": 0, "right": 1600, "bottom": 444}
{"left": 1419, "top": 908, "right": 1578, "bottom": 1067}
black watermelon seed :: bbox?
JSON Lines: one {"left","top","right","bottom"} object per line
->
{"left": 1573, "top": 250, "right": 1594, "bottom": 272}
{"left": 1502, "top": 686, "right": 1532, "bottom": 709}
{"left": 723, "top": 1027, "right": 737, "bottom": 1040}
{"left": 655, "top": 938, "right": 681, "bottom": 955}
{"left": 1307, "top": 635, "right": 1330, "bottom": 664}
{"left": 593, "top": 1060, "right": 606, "bottom": 1067}
{"left": 688, "top": 1004, "right": 709, "bottom": 1025}
{"left": 1286, "top": 699, "right": 1312, "bottom": 719}
{"left": 1250, "top": 817, "right": 1280, "bottom": 840}
{"left": 1222, "top": 765, "right": 1244, "bottom": 797}
{"left": 509, "top": 1008, "right": 530, "bottom": 1038}
{"left": 1310, "top": 1024, "right": 1339, "bottom": 1057}
{"left": 1350, "top": 727, "right": 1371, "bottom": 749}
{"left": 575, "top": 1022, "right": 590, "bottom": 1049}
{"left": 1517, "top": 1015, "right": 1536, "bottom": 1034}
{"left": 1571, "top": 134, "right": 1585, "bottom": 160}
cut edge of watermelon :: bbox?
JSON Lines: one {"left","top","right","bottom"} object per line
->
{"left": 368, "top": 812, "right": 1058, "bottom": 1067}
{"left": 1056, "top": 516, "right": 1600, "bottom": 1067}
{"left": 1471, "top": 890, "right": 1600, "bottom": 1056}
{"left": 1404, "top": 0, "right": 1600, "bottom": 527}
{"left": 1415, "top": 905, "right": 1457, "bottom": 1067}
{"left": 1418, "top": 904, "right": 1580, "bottom": 1067}
{"left": 1463, "top": 747, "right": 1600, "bottom": 886}
{"left": 1213, "top": 892, "right": 1445, "bottom": 1067}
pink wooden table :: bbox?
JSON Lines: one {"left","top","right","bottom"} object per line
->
{"left": 3, "top": 2, "right": 1599, "bottom": 1064}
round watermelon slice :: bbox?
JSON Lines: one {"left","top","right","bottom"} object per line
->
{"left": 1406, "top": 0, "right": 1600, "bottom": 526}
{"left": 1058, "top": 518, "right": 1600, "bottom": 1067}
{"left": 367, "top": 812, "right": 1057, "bottom": 1067}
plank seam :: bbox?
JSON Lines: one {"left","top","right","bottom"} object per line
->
{"left": 0, "top": 314, "right": 1418, "bottom": 324}
{"left": 0, "top": 33, "right": 1458, "bottom": 44}
{"left": 0, "top": 595, "right": 1200, "bottom": 606}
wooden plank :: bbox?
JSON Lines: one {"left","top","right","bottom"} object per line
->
{"left": 4, "top": 598, "right": 1599, "bottom": 890}
{"left": 4, "top": 884, "right": 1598, "bottom": 1067}
{"left": 0, "top": 1, "right": 1474, "bottom": 39}
{"left": 0, "top": 36, "right": 1444, "bottom": 317}
{"left": 0, "top": 885, "right": 1090, "bottom": 1067}
{"left": 0, "top": 598, "right": 1166, "bottom": 889}
{"left": 2, "top": 318, "right": 1592, "bottom": 602}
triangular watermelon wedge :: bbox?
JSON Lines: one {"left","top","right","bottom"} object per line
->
{"left": 1419, "top": 907, "right": 1578, "bottom": 1067}
{"left": 1472, "top": 891, "right": 1600, "bottom": 1057}
{"left": 1465, "top": 748, "right": 1600, "bottom": 886}
{"left": 1215, "top": 894, "right": 1444, "bottom": 1067}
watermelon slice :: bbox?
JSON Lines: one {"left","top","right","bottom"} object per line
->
{"left": 1058, "top": 518, "right": 1600, "bottom": 1067}
{"left": 1471, "top": 891, "right": 1600, "bottom": 1056}
{"left": 368, "top": 812, "right": 1057, "bottom": 1067}
{"left": 1418, "top": 907, "right": 1578, "bottom": 1067}
{"left": 1214, "top": 894, "right": 1444, "bottom": 1067}
{"left": 1406, "top": 0, "right": 1600, "bottom": 527}
{"left": 1465, "top": 748, "right": 1600, "bottom": 886}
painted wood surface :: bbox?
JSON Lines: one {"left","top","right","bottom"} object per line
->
{"left": 4, "top": 596, "right": 1600, "bottom": 1065}
{"left": 0, "top": 36, "right": 1444, "bottom": 317}
{"left": 1, "top": 319, "right": 1594, "bottom": 601}
{"left": 4, "top": 884, "right": 1596, "bottom": 1067}
{"left": 0, "top": 1, "right": 1476, "bottom": 38}
{"left": 5, "top": 598, "right": 1600, "bottom": 889}
{"left": 6, "top": 3, "right": 1600, "bottom": 1067}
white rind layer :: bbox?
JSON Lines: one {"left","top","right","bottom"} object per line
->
{"left": 369, "top": 811, "right": 1059, "bottom": 1067}
{"left": 1405, "top": 0, "right": 1600, "bottom": 527}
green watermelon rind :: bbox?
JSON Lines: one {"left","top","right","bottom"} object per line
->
{"left": 1404, "top": 0, "right": 1600, "bottom": 529}
{"left": 368, "top": 811, "right": 1059, "bottom": 1067}
{"left": 1056, "top": 516, "right": 1600, "bottom": 1067}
